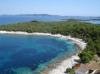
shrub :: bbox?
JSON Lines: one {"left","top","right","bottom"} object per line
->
{"left": 78, "top": 50, "right": 95, "bottom": 63}
{"left": 65, "top": 68, "right": 75, "bottom": 74}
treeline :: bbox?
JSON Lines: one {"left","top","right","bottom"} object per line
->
{"left": 0, "top": 21, "right": 100, "bottom": 63}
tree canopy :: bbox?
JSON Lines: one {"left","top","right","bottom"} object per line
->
{"left": 0, "top": 21, "right": 100, "bottom": 62}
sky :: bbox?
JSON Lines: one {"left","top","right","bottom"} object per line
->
{"left": 0, "top": 0, "right": 100, "bottom": 16}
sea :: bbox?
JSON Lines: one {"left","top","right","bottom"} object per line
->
{"left": 0, "top": 15, "right": 100, "bottom": 25}
{"left": 0, "top": 14, "right": 99, "bottom": 74}
{"left": 0, "top": 34, "right": 78, "bottom": 74}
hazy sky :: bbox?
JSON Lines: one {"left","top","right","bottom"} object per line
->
{"left": 0, "top": 0, "right": 100, "bottom": 16}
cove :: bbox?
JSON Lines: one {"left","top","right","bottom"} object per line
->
{"left": 0, "top": 34, "right": 78, "bottom": 74}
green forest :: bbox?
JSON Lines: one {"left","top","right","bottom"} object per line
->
{"left": 0, "top": 20, "right": 100, "bottom": 63}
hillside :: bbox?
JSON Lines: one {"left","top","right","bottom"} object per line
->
{"left": 0, "top": 21, "right": 100, "bottom": 62}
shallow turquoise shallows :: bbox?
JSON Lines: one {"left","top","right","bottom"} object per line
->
{"left": 0, "top": 34, "right": 78, "bottom": 74}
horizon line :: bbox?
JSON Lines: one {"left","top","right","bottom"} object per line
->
{"left": 0, "top": 13, "right": 100, "bottom": 17}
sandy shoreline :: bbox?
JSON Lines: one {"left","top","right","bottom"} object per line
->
{"left": 0, "top": 31, "right": 87, "bottom": 74}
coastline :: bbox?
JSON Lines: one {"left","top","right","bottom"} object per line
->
{"left": 0, "top": 31, "right": 87, "bottom": 74}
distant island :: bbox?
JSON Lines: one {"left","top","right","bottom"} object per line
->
{"left": 0, "top": 20, "right": 100, "bottom": 74}
{"left": 0, "top": 14, "right": 100, "bottom": 25}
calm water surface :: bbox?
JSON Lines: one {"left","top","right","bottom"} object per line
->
{"left": 0, "top": 34, "right": 78, "bottom": 74}
{"left": 0, "top": 15, "right": 100, "bottom": 25}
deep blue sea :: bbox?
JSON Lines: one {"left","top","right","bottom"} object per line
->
{"left": 0, "top": 15, "right": 100, "bottom": 25}
{"left": 0, "top": 34, "right": 78, "bottom": 74}
{"left": 0, "top": 15, "right": 63, "bottom": 25}
{"left": 0, "top": 15, "right": 99, "bottom": 74}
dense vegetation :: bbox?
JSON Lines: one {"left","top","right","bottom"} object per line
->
{"left": 65, "top": 68, "right": 75, "bottom": 74}
{"left": 78, "top": 49, "right": 95, "bottom": 63}
{"left": 0, "top": 21, "right": 100, "bottom": 63}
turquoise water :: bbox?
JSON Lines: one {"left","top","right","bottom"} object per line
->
{"left": 0, "top": 34, "right": 78, "bottom": 74}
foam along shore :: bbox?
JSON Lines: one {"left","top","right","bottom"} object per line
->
{"left": 0, "top": 31, "right": 87, "bottom": 74}
{"left": 0, "top": 31, "right": 86, "bottom": 50}
{"left": 48, "top": 55, "right": 80, "bottom": 74}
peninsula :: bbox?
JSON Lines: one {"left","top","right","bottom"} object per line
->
{"left": 0, "top": 20, "right": 100, "bottom": 74}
